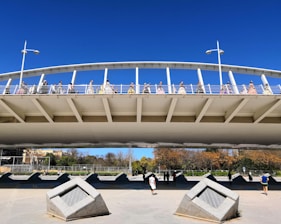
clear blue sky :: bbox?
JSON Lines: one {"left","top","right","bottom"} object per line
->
{"left": 1, "top": 1, "right": 281, "bottom": 159}
{"left": 78, "top": 148, "right": 154, "bottom": 160}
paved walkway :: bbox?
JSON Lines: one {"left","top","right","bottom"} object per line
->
{"left": 1, "top": 188, "right": 281, "bottom": 224}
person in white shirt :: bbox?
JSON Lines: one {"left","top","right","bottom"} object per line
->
{"left": 149, "top": 174, "right": 157, "bottom": 195}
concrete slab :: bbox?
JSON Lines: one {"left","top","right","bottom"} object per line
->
{"left": 0, "top": 188, "right": 281, "bottom": 224}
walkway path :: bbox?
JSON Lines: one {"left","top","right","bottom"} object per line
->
{"left": 0, "top": 188, "right": 280, "bottom": 224}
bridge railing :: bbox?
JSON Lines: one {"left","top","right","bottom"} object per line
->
{"left": 1, "top": 84, "right": 280, "bottom": 95}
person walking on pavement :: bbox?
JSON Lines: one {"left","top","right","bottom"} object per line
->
{"left": 149, "top": 174, "right": 157, "bottom": 195}
{"left": 261, "top": 173, "right": 269, "bottom": 195}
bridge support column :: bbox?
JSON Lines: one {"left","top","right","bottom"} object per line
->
{"left": 197, "top": 68, "right": 206, "bottom": 93}
{"left": 261, "top": 74, "right": 273, "bottom": 93}
{"left": 71, "top": 70, "right": 77, "bottom": 85}
{"left": 3, "top": 78, "right": 12, "bottom": 94}
{"left": 136, "top": 67, "right": 139, "bottom": 94}
{"left": 166, "top": 67, "right": 172, "bottom": 94}
{"left": 37, "top": 73, "right": 45, "bottom": 93}
{"left": 103, "top": 68, "right": 108, "bottom": 87}
{"left": 228, "top": 71, "right": 239, "bottom": 94}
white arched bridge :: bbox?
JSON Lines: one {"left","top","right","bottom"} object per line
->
{"left": 0, "top": 61, "right": 281, "bottom": 150}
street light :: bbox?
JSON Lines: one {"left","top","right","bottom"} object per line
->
{"left": 206, "top": 40, "right": 224, "bottom": 87}
{"left": 19, "top": 40, "right": 40, "bottom": 87}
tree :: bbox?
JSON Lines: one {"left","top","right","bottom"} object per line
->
{"left": 45, "top": 153, "right": 56, "bottom": 166}
{"left": 153, "top": 148, "right": 191, "bottom": 170}
{"left": 104, "top": 152, "right": 116, "bottom": 166}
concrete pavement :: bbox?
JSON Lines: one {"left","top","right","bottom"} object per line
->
{"left": 1, "top": 188, "right": 281, "bottom": 224}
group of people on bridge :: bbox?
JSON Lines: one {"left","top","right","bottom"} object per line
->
{"left": 5, "top": 79, "right": 275, "bottom": 95}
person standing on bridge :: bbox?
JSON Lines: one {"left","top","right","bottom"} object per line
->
{"left": 87, "top": 80, "right": 94, "bottom": 94}
{"left": 127, "top": 82, "right": 135, "bottom": 94}
{"left": 247, "top": 81, "right": 257, "bottom": 94}
{"left": 263, "top": 83, "right": 273, "bottom": 95}
{"left": 156, "top": 81, "right": 165, "bottom": 94}
{"left": 178, "top": 81, "right": 186, "bottom": 94}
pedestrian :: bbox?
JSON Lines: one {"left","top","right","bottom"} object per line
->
{"left": 228, "top": 170, "right": 232, "bottom": 182}
{"left": 248, "top": 171, "right": 253, "bottom": 181}
{"left": 149, "top": 174, "right": 157, "bottom": 195}
{"left": 261, "top": 173, "right": 269, "bottom": 195}
{"left": 166, "top": 171, "right": 170, "bottom": 184}
{"left": 173, "top": 170, "right": 177, "bottom": 182}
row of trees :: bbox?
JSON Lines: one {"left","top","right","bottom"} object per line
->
{"left": 46, "top": 148, "right": 132, "bottom": 167}
{"left": 45, "top": 148, "right": 281, "bottom": 174}
{"left": 151, "top": 148, "right": 281, "bottom": 173}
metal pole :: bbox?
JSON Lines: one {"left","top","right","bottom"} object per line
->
{"left": 19, "top": 40, "right": 27, "bottom": 87}
{"left": 217, "top": 40, "right": 223, "bottom": 87}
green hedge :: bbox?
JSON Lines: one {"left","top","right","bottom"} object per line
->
{"left": 183, "top": 170, "right": 229, "bottom": 176}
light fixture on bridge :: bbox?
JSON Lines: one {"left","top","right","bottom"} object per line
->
{"left": 206, "top": 40, "right": 224, "bottom": 88}
{"left": 19, "top": 40, "right": 40, "bottom": 87}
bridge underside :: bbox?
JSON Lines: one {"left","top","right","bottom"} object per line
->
{"left": 0, "top": 94, "right": 281, "bottom": 149}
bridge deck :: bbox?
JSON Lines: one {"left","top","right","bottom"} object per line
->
{"left": 0, "top": 93, "right": 281, "bottom": 149}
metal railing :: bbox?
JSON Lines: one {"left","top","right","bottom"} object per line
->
{"left": 1, "top": 83, "right": 280, "bottom": 95}
{"left": 1, "top": 164, "right": 129, "bottom": 174}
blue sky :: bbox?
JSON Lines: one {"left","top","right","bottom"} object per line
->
{"left": 0, "top": 1, "right": 281, "bottom": 159}
{"left": 78, "top": 148, "right": 154, "bottom": 160}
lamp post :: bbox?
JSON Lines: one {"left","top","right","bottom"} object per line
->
{"left": 19, "top": 40, "right": 40, "bottom": 87}
{"left": 206, "top": 40, "right": 224, "bottom": 87}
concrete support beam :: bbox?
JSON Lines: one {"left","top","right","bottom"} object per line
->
{"left": 166, "top": 98, "right": 178, "bottom": 123}
{"left": 32, "top": 98, "right": 54, "bottom": 123}
{"left": 254, "top": 99, "right": 281, "bottom": 124}
{"left": 225, "top": 98, "right": 249, "bottom": 123}
{"left": 195, "top": 98, "right": 213, "bottom": 123}
{"left": 102, "top": 97, "right": 112, "bottom": 122}
{"left": 66, "top": 98, "right": 83, "bottom": 123}
{"left": 136, "top": 97, "right": 142, "bottom": 123}
{"left": 0, "top": 99, "right": 25, "bottom": 123}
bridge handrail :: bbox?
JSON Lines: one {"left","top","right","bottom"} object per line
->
{"left": 1, "top": 83, "right": 280, "bottom": 95}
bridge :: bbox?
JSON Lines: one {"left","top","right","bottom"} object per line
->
{"left": 0, "top": 61, "right": 281, "bottom": 149}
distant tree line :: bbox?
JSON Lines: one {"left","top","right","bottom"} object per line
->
{"left": 44, "top": 148, "right": 281, "bottom": 175}
{"left": 45, "top": 148, "right": 132, "bottom": 167}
